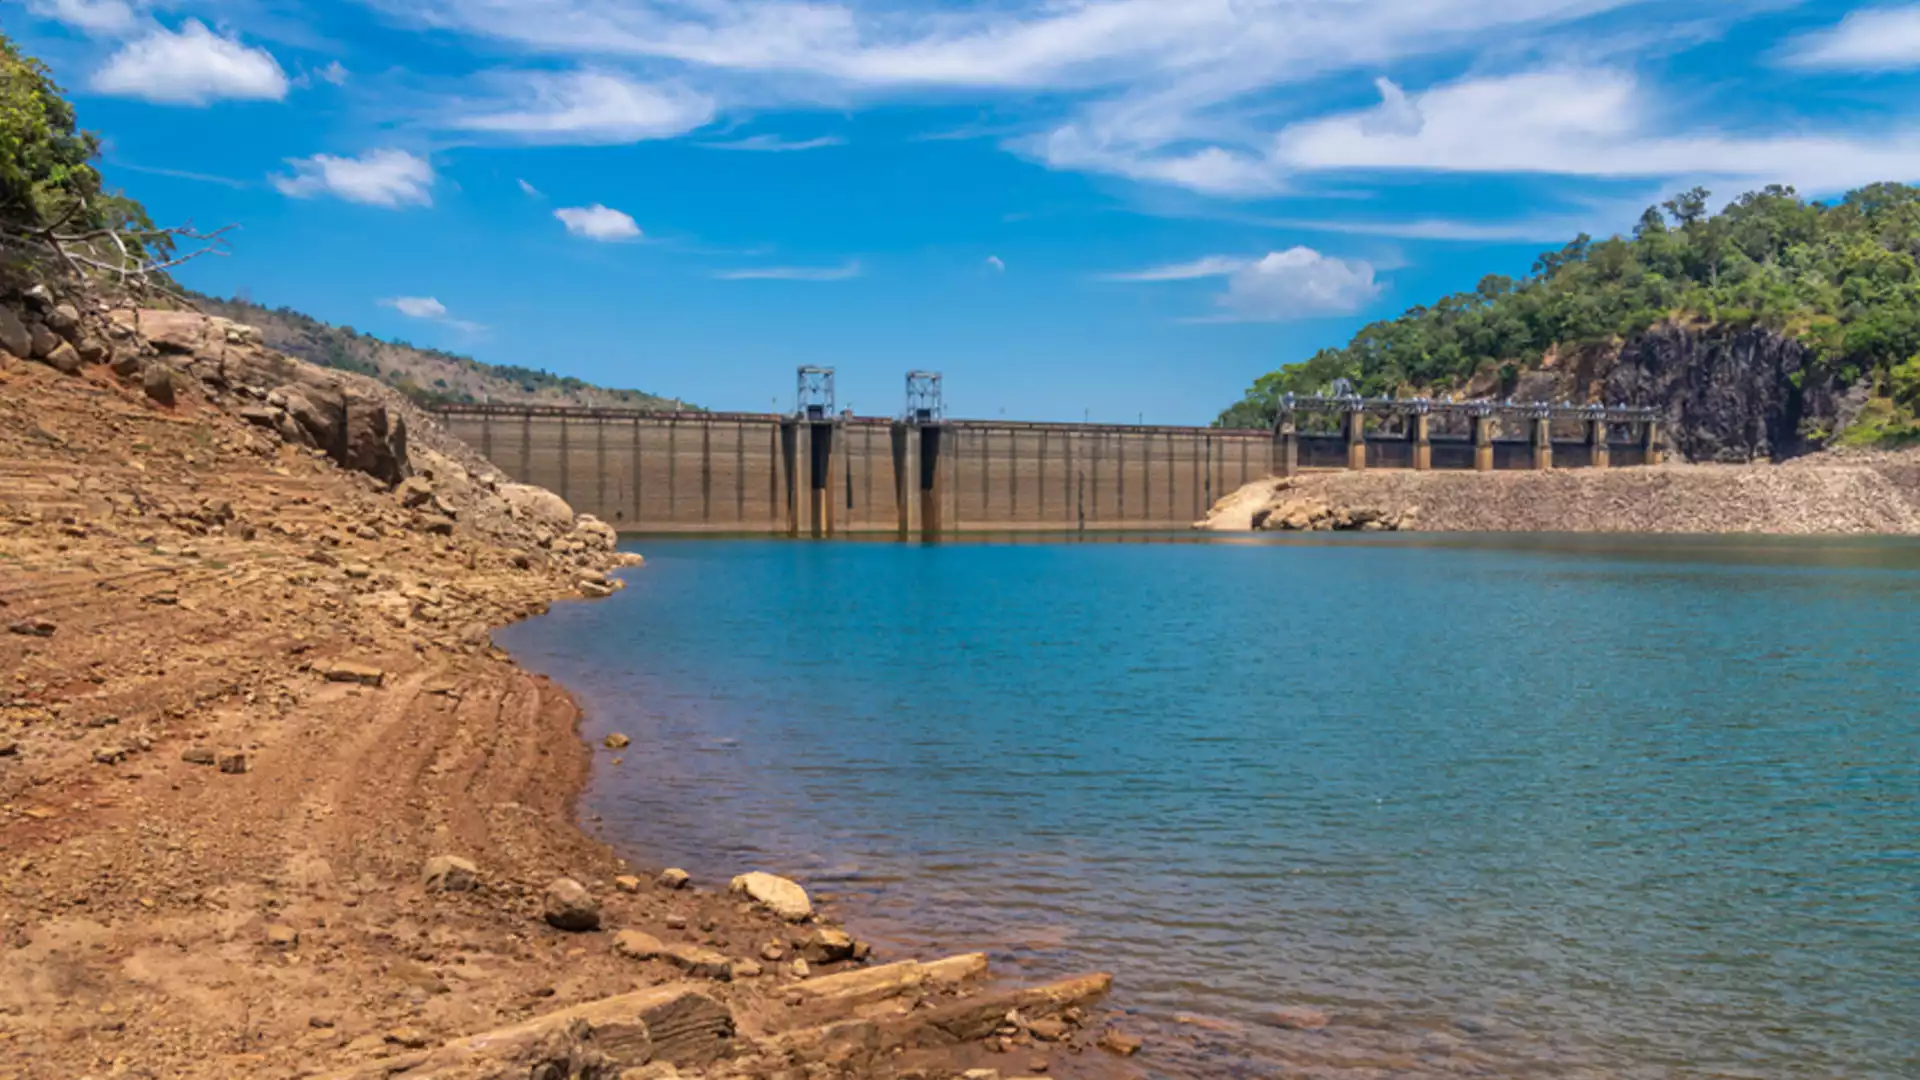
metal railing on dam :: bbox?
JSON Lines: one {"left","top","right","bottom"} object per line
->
{"left": 426, "top": 397, "right": 1661, "bottom": 538}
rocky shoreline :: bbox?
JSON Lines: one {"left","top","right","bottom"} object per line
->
{"left": 1198, "top": 460, "right": 1920, "bottom": 534}
{"left": 0, "top": 291, "right": 1131, "bottom": 1080}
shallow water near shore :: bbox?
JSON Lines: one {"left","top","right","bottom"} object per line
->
{"left": 497, "top": 533, "right": 1920, "bottom": 1079}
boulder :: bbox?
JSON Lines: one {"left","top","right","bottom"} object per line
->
{"left": 543, "top": 877, "right": 601, "bottom": 932}
{"left": 27, "top": 322, "right": 59, "bottom": 359}
{"left": 76, "top": 336, "right": 108, "bottom": 364}
{"left": 573, "top": 515, "right": 618, "bottom": 551}
{"left": 398, "top": 475, "right": 435, "bottom": 508}
{"left": 22, "top": 284, "right": 52, "bottom": 310}
{"left": 729, "top": 872, "right": 813, "bottom": 922}
{"left": 109, "top": 352, "right": 142, "bottom": 379}
{"left": 43, "top": 341, "right": 82, "bottom": 375}
{"left": 658, "top": 868, "right": 691, "bottom": 890}
{"left": 45, "top": 303, "right": 79, "bottom": 338}
{"left": 604, "top": 733, "right": 631, "bottom": 750}
{"left": 613, "top": 875, "right": 642, "bottom": 893}
{"left": 499, "top": 483, "right": 576, "bottom": 534}
{"left": 341, "top": 397, "right": 408, "bottom": 484}
{"left": 143, "top": 364, "right": 176, "bottom": 406}
{"left": 423, "top": 855, "right": 480, "bottom": 893}
{"left": 8, "top": 618, "right": 56, "bottom": 637}
{"left": 797, "top": 927, "right": 855, "bottom": 964}
{"left": 0, "top": 307, "right": 30, "bottom": 359}
{"left": 1098, "top": 1029, "right": 1143, "bottom": 1057}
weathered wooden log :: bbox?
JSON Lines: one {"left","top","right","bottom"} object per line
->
{"left": 312, "top": 984, "right": 733, "bottom": 1079}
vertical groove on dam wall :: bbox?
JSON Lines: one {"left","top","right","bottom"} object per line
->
{"left": 435, "top": 407, "right": 1275, "bottom": 534}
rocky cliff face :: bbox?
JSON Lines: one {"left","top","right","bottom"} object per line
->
{"left": 1605, "top": 324, "right": 1844, "bottom": 464}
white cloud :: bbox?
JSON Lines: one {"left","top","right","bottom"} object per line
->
{"left": 1101, "top": 255, "right": 1252, "bottom": 282}
{"left": 317, "top": 60, "right": 350, "bottom": 85}
{"left": 381, "top": 295, "right": 485, "bottom": 333}
{"left": 555, "top": 203, "right": 643, "bottom": 240}
{"left": 454, "top": 70, "right": 716, "bottom": 144}
{"left": 272, "top": 149, "right": 435, "bottom": 207}
{"left": 384, "top": 296, "right": 447, "bottom": 319}
{"left": 1781, "top": 5, "right": 1920, "bottom": 70}
{"left": 1104, "top": 247, "right": 1380, "bottom": 321}
{"left": 1269, "top": 68, "right": 1920, "bottom": 192}
{"left": 701, "top": 134, "right": 845, "bottom": 152}
{"left": 29, "top": 0, "right": 144, "bottom": 36}
{"left": 716, "top": 261, "right": 863, "bottom": 281}
{"left": 517, "top": 178, "right": 543, "bottom": 197}
{"left": 1216, "top": 248, "right": 1381, "bottom": 321}
{"left": 90, "top": 20, "right": 289, "bottom": 106}
{"left": 985, "top": 255, "right": 1006, "bottom": 273}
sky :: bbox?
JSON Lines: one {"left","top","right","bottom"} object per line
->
{"left": 11, "top": 1, "right": 1920, "bottom": 423}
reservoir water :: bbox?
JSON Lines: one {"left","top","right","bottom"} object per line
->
{"left": 496, "top": 535, "right": 1920, "bottom": 1079}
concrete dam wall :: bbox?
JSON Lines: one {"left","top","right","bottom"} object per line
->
{"left": 432, "top": 405, "right": 1276, "bottom": 534}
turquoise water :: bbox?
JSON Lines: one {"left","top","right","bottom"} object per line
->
{"left": 498, "top": 535, "right": 1920, "bottom": 1079}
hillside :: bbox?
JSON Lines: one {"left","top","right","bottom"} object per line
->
{"left": 190, "top": 292, "right": 693, "bottom": 412}
{"left": 1218, "top": 183, "right": 1920, "bottom": 458}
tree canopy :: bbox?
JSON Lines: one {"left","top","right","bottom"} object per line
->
{"left": 0, "top": 30, "right": 167, "bottom": 266}
{"left": 1216, "top": 183, "right": 1920, "bottom": 442}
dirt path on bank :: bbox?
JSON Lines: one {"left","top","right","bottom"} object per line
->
{"left": 0, "top": 318, "right": 1130, "bottom": 1080}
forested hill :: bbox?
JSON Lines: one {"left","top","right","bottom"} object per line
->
{"left": 1218, "top": 183, "right": 1920, "bottom": 449}
{"left": 191, "top": 293, "right": 691, "bottom": 412}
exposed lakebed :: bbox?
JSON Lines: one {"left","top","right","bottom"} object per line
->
{"left": 498, "top": 534, "right": 1920, "bottom": 1079}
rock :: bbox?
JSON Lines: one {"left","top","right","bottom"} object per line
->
{"left": 342, "top": 398, "right": 408, "bottom": 484}
{"left": 384, "top": 1027, "right": 431, "bottom": 1050}
{"left": 665, "top": 914, "right": 688, "bottom": 930}
{"left": 217, "top": 750, "right": 250, "bottom": 774}
{"left": 658, "top": 868, "right": 691, "bottom": 890}
{"left": 181, "top": 747, "right": 217, "bottom": 766}
{"left": 143, "top": 363, "right": 176, "bottom": 406}
{"left": 7, "top": 618, "right": 55, "bottom": 637}
{"left": 76, "top": 336, "right": 108, "bottom": 364}
{"left": 759, "top": 942, "right": 786, "bottom": 962}
{"left": 729, "top": 871, "right": 813, "bottom": 922}
{"left": 1097, "top": 1029, "right": 1142, "bottom": 1057}
{"left": 731, "top": 959, "right": 763, "bottom": 979}
{"left": 614, "top": 875, "right": 642, "bottom": 893}
{"left": 110, "top": 351, "right": 141, "bottom": 379}
{"left": 579, "top": 579, "right": 617, "bottom": 599}
{"left": 321, "top": 661, "right": 386, "bottom": 687}
{"left": 46, "top": 302, "right": 79, "bottom": 338}
{"left": 573, "top": 514, "right": 618, "bottom": 551}
{"left": 612, "top": 930, "right": 732, "bottom": 980}
{"left": 265, "top": 923, "right": 300, "bottom": 948}
{"left": 498, "top": 483, "right": 577, "bottom": 534}
{"left": 22, "top": 284, "right": 52, "bottom": 310}
{"left": 604, "top": 732, "right": 631, "bottom": 750}
{"left": 1270, "top": 1006, "right": 1330, "bottom": 1031}
{"left": 27, "top": 321, "right": 58, "bottom": 358}
{"left": 0, "top": 307, "right": 29, "bottom": 359}
{"left": 543, "top": 877, "right": 601, "bottom": 932}
{"left": 41, "top": 340, "right": 81, "bottom": 375}
{"left": 398, "top": 475, "right": 435, "bottom": 508}
{"left": 1026, "top": 1017, "right": 1069, "bottom": 1042}
{"left": 422, "top": 855, "right": 480, "bottom": 893}
{"left": 309, "top": 1015, "right": 336, "bottom": 1029}
{"left": 797, "top": 927, "right": 855, "bottom": 964}
{"left": 93, "top": 746, "right": 129, "bottom": 765}
{"left": 0, "top": 740, "right": 17, "bottom": 758}
{"left": 790, "top": 958, "right": 810, "bottom": 978}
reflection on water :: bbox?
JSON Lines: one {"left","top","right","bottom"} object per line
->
{"left": 497, "top": 534, "right": 1920, "bottom": 1079}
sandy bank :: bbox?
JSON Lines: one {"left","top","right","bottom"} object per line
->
{"left": 1197, "top": 458, "right": 1920, "bottom": 534}
{"left": 0, "top": 301, "right": 1128, "bottom": 1079}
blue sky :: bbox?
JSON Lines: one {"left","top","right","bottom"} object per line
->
{"left": 11, "top": 1, "right": 1920, "bottom": 423}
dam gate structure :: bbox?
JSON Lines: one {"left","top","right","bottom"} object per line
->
{"left": 429, "top": 384, "right": 1660, "bottom": 539}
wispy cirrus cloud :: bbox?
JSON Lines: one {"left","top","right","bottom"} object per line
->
{"left": 1779, "top": 5, "right": 1920, "bottom": 70}
{"left": 700, "top": 134, "right": 846, "bottom": 152}
{"left": 716, "top": 261, "right": 863, "bottom": 281}
{"left": 451, "top": 70, "right": 716, "bottom": 144}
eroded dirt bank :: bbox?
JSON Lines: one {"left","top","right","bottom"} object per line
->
{"left": 1198, "top": 458, "right": 1920, "bottom": 534}
{"left": 0, "top": 298, "right": 1127, "bottom": 1080}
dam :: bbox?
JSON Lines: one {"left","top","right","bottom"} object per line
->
{"left": 429, "top": 378, "right": 1661, "bottom": 537}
